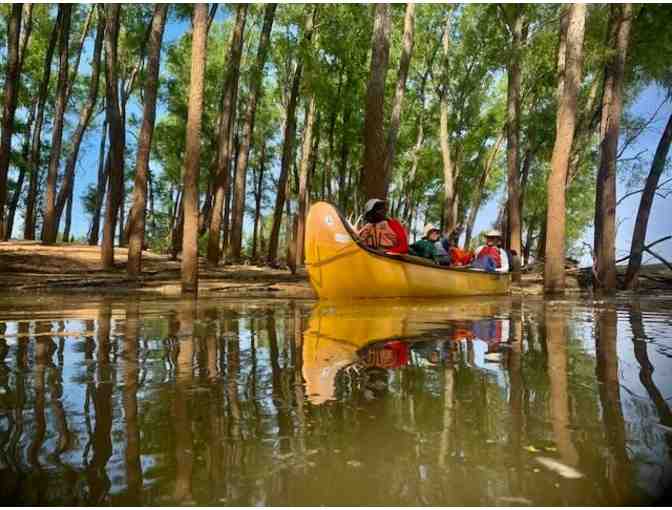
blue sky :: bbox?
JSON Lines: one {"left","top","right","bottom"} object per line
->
{"left": 8, "top": 10, "right": 672, "bottom": 267}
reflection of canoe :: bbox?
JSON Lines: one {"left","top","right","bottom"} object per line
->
{"left": 304, "top": 202, "right": 510, "bottom": 299}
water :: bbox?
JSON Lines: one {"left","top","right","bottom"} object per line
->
{"left": 0, "top": 293, "right": 671, "bottom": 506}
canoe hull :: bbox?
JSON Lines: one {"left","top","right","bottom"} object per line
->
{"left": 304, "top": 202, "right": 511, "bottom": 299}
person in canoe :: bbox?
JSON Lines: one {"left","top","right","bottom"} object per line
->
{"left": 357, "top": 198, "right": 409, "bottom": 255}
{"left": 472, "top": 229, "right": 510, "bottom": 272}
{"left": 434, "top": 233, "right": 474, "bottom": 267}
{"left": 409, "top": 224, "right": 441, "bottom": 260}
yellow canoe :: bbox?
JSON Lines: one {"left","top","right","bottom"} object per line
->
{"left": 304, "top": 201, "right": 511, "bottom": 299}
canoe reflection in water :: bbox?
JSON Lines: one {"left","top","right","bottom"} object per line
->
{"left": 301, "top": 299, "right": 516, "bottom": 404}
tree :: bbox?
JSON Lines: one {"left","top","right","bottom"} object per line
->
{"left": 101, "top": 4, "right": 125, "bottom": 268}
{"left": 360, "top": 3, "right": 391, "bottom": 201}
{"left": 127, "top": 5, "right": 168, "bottom": 278}
{"left": 544, "top": 4, "right": 586, "bottom": 293}
{"left": 594, "top": 4, "right": 633, "bottom": 292}
{"left": 206, "top": 4, "right": 248, "bottom": 265}
{"left": 180, "top": 4, "right": 208, "bottom": 294}
{"left": 229, "top": 3, "right": 277, "bottom": 261}
{"left": 624, "top": 111, "right": 672, "bottom": 288}
{"left": 0, "top": 5, "right": 24, "bottom": 239}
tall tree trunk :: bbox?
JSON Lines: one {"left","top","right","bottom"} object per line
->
{"left": 207, "top": 4, "right": 248, "bottom": 265}
{"left": 594, "top": 4, "right": 632, "bottom": 292}
{"left": 464, "top": 131, "right": 505, "bottom": 248}
{"left": 624, "top": 114, "right": 672, "bottom": 288}
{"left": 268, "top": 7, "right": 314, "bottom": 263}
{"left": 337, "top": 96, "right": 352, "bottom": 211}
{"left": 89, "top": 120, "right": 108, "bottom": 245}
{"left": 63, "top": 186, "right": 73, "bottom": 242}
{"left": 127, "top": 5, "right": 168, "bottom": 279}
{"left": 24, "top": 11, "right": 60, "bottom": 241}
{"left": 229, "top": 3, "right": 277, "bottom": 261}
{"left": 251, "top": 141, "right": 266, "bottom": 260}
{"left": 42, "top": 5, "right": 72, "bottom": 244}
{"left": 360, "top": 3, "right": 391, "bottom": 201}
{"left": 544, "top": 4, "right": 586, "bottom": 293}
{"left": 54, "top": 15, "right": 105, "bottom": 236}
{"left": 4, "top": 105, "right": 35, "bottom": 240}
{"left": 0, "top": 4, "right": 23, "bottom": 239}
{"left": 505, "top": 5, "right": 524, "bottom": 282}
{"left": 293, "top": 94, "right": 317, "bottom": 270}
{"left": 439, "top": 19, "right": 457, "bottom": 236}
{"left": 383, "top": 3, "right": 415, "bottom": 182}
{"left": 180, "top": 4, "right": 208, "bottom": 294}
{"left": 101, "top": 4, "right": 124, "bottom": 268}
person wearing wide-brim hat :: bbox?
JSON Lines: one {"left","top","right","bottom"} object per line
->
{"left": 357, "top": 198, "right": 409, "bottom": 255}
{"left": 408, "top": 223, "right": 441, "bottom": 260}
{"left": 472, "top": 229, "right": 510, "bottom": 273}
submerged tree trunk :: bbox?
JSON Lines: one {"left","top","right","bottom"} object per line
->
{"left": 54, "top": 15, "right": 105, "bottom": 237}
{"left": 383, "top": 3, "right": 415, "bottom": 184}
{"left": 360, "top": 3, "right": 391, "bottom": 201}
{"left": 101, "top": 5, "right": 124, "bottom": 268}
{"left": 207, "top": 4, "right": 247, "bottom": 265}
{"left": 268, "top": 7, "right": 314, "bottom": 263}
{"left": 229, "top": 3, "right": 277, "bottom": 261}
{"left": 127, "top": 5, "right": 168, "bottom": 279}
{"left": 544, "top": 4, "right": 586, "bottom": 294}
{"left": 42, "top": 5, "right": 72, "bottom": 244}
{"left": 594, "top": 4, "right": 632, "bottom": 292}
{"left": 293, "top": 94, "right": 317, "bottom": 271}
{"left": 180, "top": 4, "right": 208, "bottom": 294}
{"left": 89, "top": 120, "right": 108, "bottom": 245}
{"left": 624, "top": 112, "right": 672, "bottom": 289}
{"left": 0, "top": 5, "right": 23, "bottom": 239}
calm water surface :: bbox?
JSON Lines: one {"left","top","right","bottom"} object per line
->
{"left": 0, "top": 293, "right": 671, "bottom": 505}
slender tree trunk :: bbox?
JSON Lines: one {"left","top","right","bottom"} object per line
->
{"left": 337, "top": 97, "right": 351, "bottom": 211}
{"left": 361, "top": 4, "right": 391, "bottom": 201}
{"left": 63, "top": 186, "right": 73, "bottom": 242}
{"left": 506, "top": 6, "right": 524, "bottom": 281}
{"left": 101, "top": 4, "right": 124, "bottom": 268}
{"left": 42, "top": 5, "right": 72, "bottom": 244}
{"left": 439, "top": 20, "right": 457, "bottom": 236}
{"left": 180, "top": 4, "right": 208, "bottom": 294}
{"left": 229, "top": 4, "right": 277, "bottom": 261}
{"left": 624, "top": 112, "right": 672, "bottom": 288}
{"left": 4, "top": 105, "right": 35, "bottom": 240}
{"left": 89, "top": 120, "right": 108, "bottom": 245}
{"left": 251, "top": 141, "right": 266, "bottom": 260}
{"left": 594, "top": 4, "right": 633, "bottom": 292}
{"left": 24, "top": 11, "right": 60, "bottom": 241}
{"left": 383, "top": 3, "right": 415, "bottom": 183}
{"left": 0, "top": 4, "right": 23, "bottom": 239}
{"left": 544, "top": 4, "right": 586, "bottom": 293}
{"left": 54, "top": 16, "right": 105, "bottom": 236}
{"left": 268, "top": 7, "right": 314, "bottom": 263}
{"left": 127, "top": 5, "right": 168, "bottom": 279}
{"left": 207, "top": 4, "right": 248, "bottom": 264}
{"left": 294, "top": 94, "right": 317, "bottom": 270}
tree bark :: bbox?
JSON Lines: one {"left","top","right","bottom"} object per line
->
{"left": 360, "top": 3, "right": 391, "bottom": 201}
{"left": 594, "top": 4, "right": 633, "bottom": 292}
{"left": 101, "top": 4, "right": 124, "bottom": 268}
{"left": 229, "top": 3, "right": 277, "bottom": 261}
{"left": 439, "top": 18, "right": 457, "bottom": 236}
{"left": 54, "top": 15, "right": 105, "bottom": 237}
{"left": 180, "top": 4, "right": 208, "bottom": 294}
{"left": 624, "top": 111, "right": 672, "bottom": 288}
{"left": 0, "top": 4, "right": 23, "bottom": 239}
{"left": 89, "top": 120, "right": 108, "bottom": 245}
{"left": 251, "top": 141, "right": 266, "bottom": 260}
{"left": 24, "top": 10, "right": 60, "bottom": 241}
{"left": 42, "top": 5, "right": 72, "bottom": 244}
{"left": 544, "top": 4, "right": 586, "bottom": 294}
{"left": 127, "top": 5, "right": 168, "bottom": 279}
{"left": 505, "top": 5, "right": 524, "bottom": 282}
{"left": 268, "top": 7, "right": 314, "bottom": 263}
{"left": 383, "top": 3, "right": 415, "bottom": 182}
{"left": 206, "top": 4, "right": 248, "bottom": 265}
{"left": 293, "top": 94, "right": 317, "bottom": 270}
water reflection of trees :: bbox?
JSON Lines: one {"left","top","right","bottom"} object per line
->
{"left": 0, "top": 298, "right": 670, "bottom": 504}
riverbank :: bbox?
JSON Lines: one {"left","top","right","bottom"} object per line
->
{"left": 0, "top": 241, "right": 668, "bottom": 297}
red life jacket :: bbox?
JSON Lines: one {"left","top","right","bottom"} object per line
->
{"left": 477, "top": 245, "right": 501, "bottom": 268}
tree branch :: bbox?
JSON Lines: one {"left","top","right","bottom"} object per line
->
{"left": 615, "top": 235, "right": 672, "bottom": 263}
{"left": 643, "top": 247, "right": 672, "bottom": 272}
{"left": 617, "top": 98, "right": 669, "bottom": 159}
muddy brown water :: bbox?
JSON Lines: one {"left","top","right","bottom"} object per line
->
{"left": 0, "top": 293, "right": 670, "bottom": 506}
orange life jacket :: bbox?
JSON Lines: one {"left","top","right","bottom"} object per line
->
{"left": 477, "top": 245, "right": 501, "bottom": 268}
{"left": 358, "top": 220, "right": 398, "bottom": 250}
